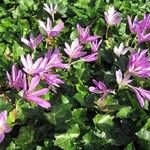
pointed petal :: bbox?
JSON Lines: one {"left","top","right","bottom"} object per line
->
{"left": 50, "top": 21, "right": 64, "bottom": 36}
{"left": 27, "top": 96, "right": 51, "bottom": 108}
{"left": 0, "top": 133, "right": 5, "bottom": 143}
{"left": 28, "top": 76, "right": 40, "bottom": 92}
{"left": 39, "top": 20, "right": 47, "bottom": 32}
{"left": 21, "top": 38, "right": 30, "bottom": 47}
{"left": 31, "top": 88, "right": 49, "bottom": 96}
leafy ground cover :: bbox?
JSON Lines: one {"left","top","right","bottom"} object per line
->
{"left": 0, "top": 0, "right": 150, "bottom": 149}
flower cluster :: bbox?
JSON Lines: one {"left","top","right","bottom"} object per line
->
{"left": 3, "top": 2, "right": 150, "bottom": 145}
{"left": 64, "top": 24, "right": 101, "bottom": 63}
{"left": 7, "top": 3, "right": 68, "bottom": 110}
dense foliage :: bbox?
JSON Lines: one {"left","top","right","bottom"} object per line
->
{"left": 0, "top": 0, "right": 150, "bottom": 149}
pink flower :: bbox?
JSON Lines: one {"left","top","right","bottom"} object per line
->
{"left": 91, "top": 39, "right": 102, "bottom": 53}
{"left": 128, "top": 14, "right": 150, "bottom": 43}
{"left": 6, "top": 64, "right": 23, "bottom": 90}
{"left": 23, "top": 75, "right": 51, "bottom": 109}
{"left": 64, "top": 38, "right": 86, "bottom": 59}
{"left": 127, "top": 16, "right": 139, "bottom": 34}
{"left": 128, "top": 50, "right": 150, "bottom": 78}
{"left": 130, "top": 86, "right": 150, "bottom": 107}
{"left": 41, "top": 73, "right": 64, "bottom": 87}
{"left": 89, "top": 79, "right": 112, "bottom": 100}
{"left": 21, "top": 33, "right": 43, "bottom": 49}
{"left": 77, "top": 24, "right": 99, "bottom": 43}
{"left": 21, "top": 54, "right": 44, "bottom": 75}
{"left": 104, "top": 6, "right": 122, "bottom": 26}
{"left": 39, "top": 18, "right": 64, "bottom": 37}
{"left": 45, "top": 49, "right": 69, "bottom": 69}
{"left": 82, "top": 53, "right": 98, "bottom": 62}
{"left": 0, "top": 110, "right": 12, "bottom": 143}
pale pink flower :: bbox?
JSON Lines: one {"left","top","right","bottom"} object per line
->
{"left": 23, "top": 75, "right": 51, "bottom": 109}
{"left": 21, "top": 33, "right": 43, "bottom": 49}
{"left": 128, "top": 50, "right": 150, "bottom": 78}
{"left": 89, "top": 79, "right": 112, "bottom": 100}
{"left": 77, "top": 24, "right": 99, "bottom": 43}
{"left": 91, "top": 39, "right": 102, "bottom": 53}
{"left": 64, "top": 38, "right": 86, "bottom": 59}
{"left": 39, "top": 18, "right": 64, "bottom": 37}
{"left": 0, "top": 110, "right": 12, "bottom": 143}
{"left": 116, "top": 70, "right": 132, "bottom": 88}
{"left": 104, "top": 6, "right": 122, "bottom": 26}
{"left": 20, "top": 54, "right": 44, "bottom": 75}
{"left": 6, "top": 64, "right": 23, "bottom": 90}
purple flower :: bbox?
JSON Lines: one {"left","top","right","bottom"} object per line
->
{"left": 21, "top": 54, "right": 44, "bottom": 75}
{"left": 64, "top": 38, "right": 86, "bottom": 59}
{"left": 39, "top": 17, "right": 64, "bottom": 37}
{"left": 136, "top": 14, "right": 150, "bottom": 43}
{"left": 128, "top": 50, "right": 150, "bottom": 78}
{"left": 91, "top": 39, "right": 102, "bottom": 53}
{"left": 0, "top": 110, "right": 12, "bottom": 143}
{"left": 6, "top": 64, "right": 23, "bottom": 90}
{"left": 23, "top": 75, "right": 51, "bottom": 109}
{"left": 77, "top": 24, "right": 99, "bottom": 43}
{"left": 104, "top": 6, "right": 122, "bottom": 26}
{"left": 21, "top": 33, "right": 43, "bottom": 49}
{"left": 130, "top": 86, "right": 150, "bottom": 107}
{"left": 41, "top": 73, "right": 64, "bottom": 87}
{"left": 128, "top": 14, "right": 150, "bottom": 43}
{"left": 45, "top": 49, "right": 69, "bottom": 69}
{"left": 127, "top": 16, "right": 139, "bottom": 34}
{"left": 89, "top": 79, "right": 112, "bottom": 100}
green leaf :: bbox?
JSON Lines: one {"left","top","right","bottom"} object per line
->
{"left": 45, "top": 103, "right": 72, "bottom": 127}
{"left": 116, "top": 106, "right": 132, "bottom": 118}
{"left": 93, "top": 114, "right": 113, "bottom": 126}
{"left": 54, "top": 124, "right": 80, "bottom": 150}
{"left": 15, "top": 126, "right": 35, "bottom": 147}
{"left": 136, "top": 119, "right": 150, "bottom": 149}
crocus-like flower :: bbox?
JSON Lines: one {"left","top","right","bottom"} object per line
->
{"left": 129, "top": 86, "right": 150, "bottom": 107}
{"left": 43, "top": 3, "right": 58, "bottom": 21}
{"left": 128, "top": 14, "right": 150, "bottom": 43}
{"left": 77, "top": 24, "right": 99, "bottom": 43}
{"left": 128, "top": 50, "right": 150, "bottom": 78}
{"left": 64, "top": 38, "right": 86, "bottom": 59}
{"left": 21, "top": 33, "right": 43, "bottom": 49}
{"left": 113, "top": 42, "right": 128, "bottom": 57}
{"left": 116, "top": 69, "right": 132, "bottom": 88}
{"left": 0, "top": 110, "right": 12, "bottom": 143}
{"left": 91, "top": 39, "right": 102, "bottom": 53}
{"left": 21, "top": 54, "right": 44, "bottom": 75}
{"left": 45, "top": 49, "right": 69, "bottom": 69}
{"left": 42, "top": 73, "right": 64, "bottom": 87}
{"left": 137, "top": 14, "right": 150, "bottom": 43}
{"left": 89, "top": 79, "right": 112, "bottom": 100}
{"left": 39, "top": 18, "right": 64, "bottom": 37}
{"left": 104, "top": 6, "right": 122, "bottom": 26}
{"left": 6, "top": 64, "right": 23, "bottom": 90}
{"left": 23, "top": 75, "right": 51, "bottom": 109}
{"left": 127, "top": 16, "right": 139, "bottom": 34}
